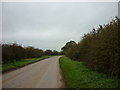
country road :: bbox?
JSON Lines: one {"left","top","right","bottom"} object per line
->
{"left": 2, "top": 56, "right": 65, "bottom": 88}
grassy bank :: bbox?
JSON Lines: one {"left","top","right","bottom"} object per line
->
{"left": 59, "top": 56, "right": 120, "bottom": 88}
{"left": 2, "top": 56, "right": 50, "bottom": 72}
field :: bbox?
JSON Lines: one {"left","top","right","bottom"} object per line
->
{"left": 2, "top": 56, "right": 50, "bottom": 72}
{"left": 59, "top": 56, "right": 120, "bottom": 88}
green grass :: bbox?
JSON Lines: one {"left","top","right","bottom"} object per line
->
{"left": 2, "top": 56, "right": 50, "bottom": 72}
{"left": 59, "top": 56, "right": 120, "bottom": 88}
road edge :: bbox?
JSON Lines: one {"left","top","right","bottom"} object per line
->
{"left": 59, "top": 56, "right": 66, "bottom": 88}
{"left": 2, "top": 56, "right": 51, "bottom": 74}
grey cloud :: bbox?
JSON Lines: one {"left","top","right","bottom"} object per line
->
{"left": 2, "top": 2, "right": 118, "bottom": 51}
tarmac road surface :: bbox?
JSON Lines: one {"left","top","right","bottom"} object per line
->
{"left": 2, "top": 56, "right": 65, "bottom": 88}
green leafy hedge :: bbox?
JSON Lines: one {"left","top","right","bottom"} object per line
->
{"left": 65, "top": 17, "right": 120, "bottom": 77}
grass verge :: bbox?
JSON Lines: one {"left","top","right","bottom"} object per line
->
{"left": 59, "top": 56, "right": 120, "bottom": 88}
{"left": 2, "top": 56, "right": 50, "bottom": 72}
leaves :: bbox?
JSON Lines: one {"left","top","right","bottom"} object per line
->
{"left": 65, "top": 17, "right": 120, "bottom": 77}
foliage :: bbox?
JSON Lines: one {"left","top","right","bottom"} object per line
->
{"left": 25, "top": 46, "right": 44, "bottom": 58}
{"left": 2, "top": 43, "right": 26, "bottom": 63}
{"left": 64, "top": 17, "right": 120, "bottom": 77}
{"left": 60, "top": 56, "right": 120, "bottom": 88}
{"left": 52, "top": 50, "right": 59, "bottom": 55}
{"left": 2, "top": 43, "right": 60, "bottom": 64}
{"left": 44, "top": 49, "right": 53, "bottom": 55}
{"left": 61, "top": 40, "right": 76, "bottom": 54}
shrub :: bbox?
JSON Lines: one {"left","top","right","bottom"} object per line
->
{"left": 65, "top": 17, "right": 120, "bottom": 77}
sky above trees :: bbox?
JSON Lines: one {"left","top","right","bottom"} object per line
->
{"left": 2, "top": 2, "right": 118, "bottom": 51}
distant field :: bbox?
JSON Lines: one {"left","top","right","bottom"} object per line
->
{"left": 59, "top": 56, "right": 120, "bottom": 88}
{"left": 2, "top": 56, "right": 50, "bottom": 72}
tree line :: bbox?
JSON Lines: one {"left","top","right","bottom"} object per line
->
{"left": 62, "top": 17, "right": 119, "bottom": 77}
{"left": 2, "top": 43, "right": 62, "bottom": 64}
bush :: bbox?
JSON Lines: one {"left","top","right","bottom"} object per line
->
{"left": 2, "top": 43, "right": 60, "bottom": 64}
{"left": 65, "top": 17, "right": 120, "bottom": 77}
{"left": 2, "top": 43, "right": 26, "bottom": 63}
{"left": 2, "top": 44, "right": 44, "bottom": 64}
{"left": 25, "top": 46, "right": 44, "bottom": 58}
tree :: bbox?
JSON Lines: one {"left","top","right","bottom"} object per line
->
{"left": 64, "top": 17, "right": 120, "bottom": 77}
{"left": 45, "top": 49, "right": 53, "bottom": 55}
{"left": 61, "top": 40, "right": 76, "bottom": 53}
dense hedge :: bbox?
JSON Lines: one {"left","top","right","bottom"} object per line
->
{"left": 65, "top": 17, "right": 120, "bottom": 77}
{"left": 2, "top": 43, "right": 60, "bottom": 64}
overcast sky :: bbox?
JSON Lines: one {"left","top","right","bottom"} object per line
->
{"left": 2, "top": 2, "right": 118, "bottom": 51}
